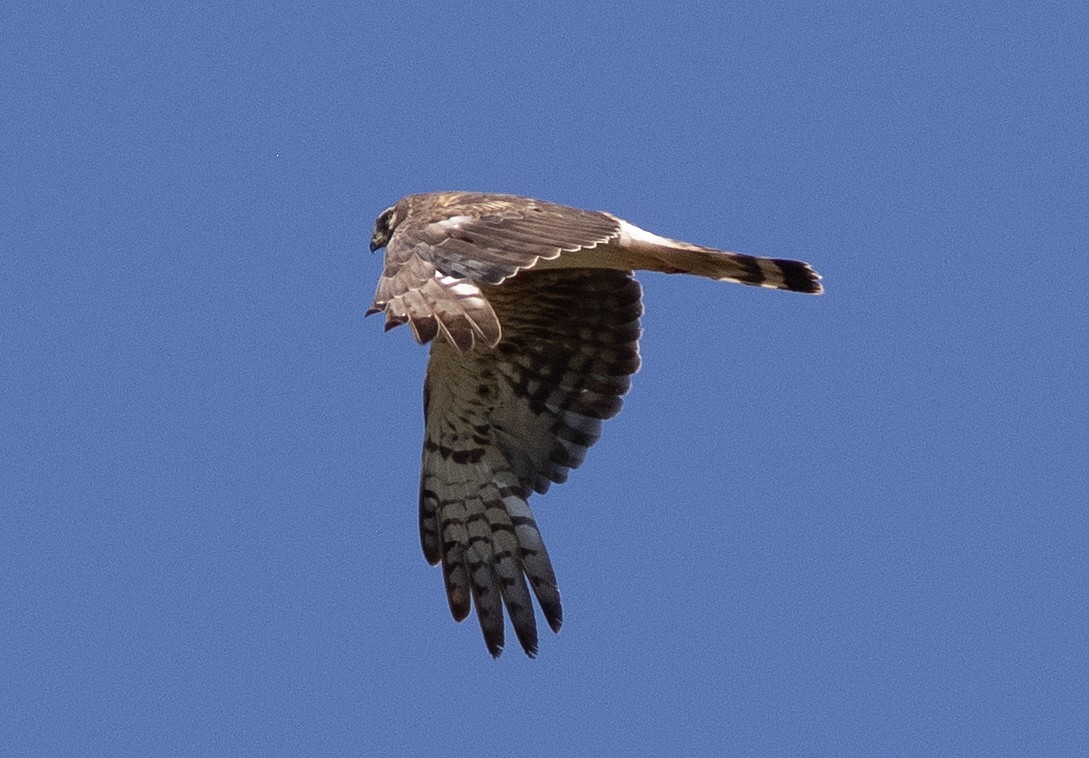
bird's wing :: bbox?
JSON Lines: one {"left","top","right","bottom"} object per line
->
{"left": 419, "top": 268, "right": 643, "bottom": 656}
{"left": 367, "top": 195, "right": 621, "bottom": 350}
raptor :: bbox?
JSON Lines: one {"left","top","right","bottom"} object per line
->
{"left": 367, "top": 191, "right": 822, "bottom": 657}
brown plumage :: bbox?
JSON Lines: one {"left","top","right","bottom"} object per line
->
{"left": 367, "top": 191, "right": 822, "bottom": 657}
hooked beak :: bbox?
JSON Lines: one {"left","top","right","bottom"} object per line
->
{"left": 369, "top": 238, "right": 381, "bottom": 253}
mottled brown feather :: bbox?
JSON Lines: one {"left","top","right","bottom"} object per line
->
{"left": 368, "top": 191, "right": 823, "bottom": 657}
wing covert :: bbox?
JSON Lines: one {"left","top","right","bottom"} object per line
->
{"left": 368, "top": 193, "right": 623, "bottom": 351}
{"left": 401, "top": 193, "right": 622, "bottom": 285}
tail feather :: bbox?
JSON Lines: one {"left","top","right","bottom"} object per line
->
{"left": 614, "top": 219, "right": 824, "bottom": 294}
{"left": 639, "top": 246, "right": 823, "bottom": 294}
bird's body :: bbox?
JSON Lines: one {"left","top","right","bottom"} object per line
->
{"left": 367, "top": 191, "right": 822, "bottom": 656}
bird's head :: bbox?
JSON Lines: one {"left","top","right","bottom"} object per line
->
{"left": 370, "top": 204, "right": 401, "bottom": 252}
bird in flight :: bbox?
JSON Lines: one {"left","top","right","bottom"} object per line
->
{"left": 367, "top": 191, "right": 822, "bottom": 657}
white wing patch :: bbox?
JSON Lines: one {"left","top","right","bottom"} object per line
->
{"left": 430, "top": 215, "right": 476, "bottom": 233}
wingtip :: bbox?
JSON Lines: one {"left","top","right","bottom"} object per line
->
{"left": 483, "top": 625, "right": 505, "bottom": 658}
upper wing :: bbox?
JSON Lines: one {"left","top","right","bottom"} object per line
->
{"left": 397, "top": 194, "right": 621, "bottom": 284}
{"left": 368, "top": 194, "right": 621, "bottom": 351}
{"left": 418, "top": 268, "right": 643, "bottom": 656}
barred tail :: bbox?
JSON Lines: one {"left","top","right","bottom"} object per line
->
{"left": 615, "top": 219, "right": 824, "bottom": 294}
{"left": 641, "top": 246, "right": 823, "bottom": 294}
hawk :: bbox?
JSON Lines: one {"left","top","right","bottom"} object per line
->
{"left": 367, "top": 192, "right": 822, "bottom": 657}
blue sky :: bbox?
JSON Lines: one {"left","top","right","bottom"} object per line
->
{"left": 3, "top": 2, "right": 1086, "bottom": 755}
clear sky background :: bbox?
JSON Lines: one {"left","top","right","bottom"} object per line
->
{"left": 3, "top": 2, "right": 1086, "bottom": 755}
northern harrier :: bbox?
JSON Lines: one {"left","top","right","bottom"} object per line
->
{"left": 367, "top": 191, "right": 822, "bottom": 657}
